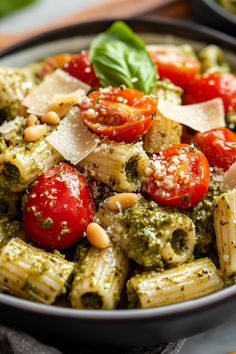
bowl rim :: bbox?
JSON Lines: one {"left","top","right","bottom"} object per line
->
{"left": 0, "top": 17, "right": 236, "bottom": 58}
{"left": 1, "top": 283, "right": 236, "bottom": 320}
{"left": 200, "top": 0, "right": 236, "bottom": 24}
{"left": 0, "top": 17, "right": 236, "bottom": 322}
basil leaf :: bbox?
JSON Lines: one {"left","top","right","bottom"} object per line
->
{"left": 0, "top": 0, "right": 37, "bottom": 17}
{"left": 90, "top": 21, "right": 157, "bottom": 94}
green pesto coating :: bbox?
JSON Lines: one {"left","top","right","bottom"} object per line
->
{"left": 0, "top": 67, "right": 33, "bottom": 121}
{"left": 0, "top": 216, "right": 22, "bottom": 246}
{"left": 127, "top": 286, "right": 140, "bottom": 308}
{"left": 125, "top": 156, "right": 139, "bottom": 184}
{"left": 0, "top": 164, "right": 20, "bottom": 190}
{"left": 73, "top": 238, "right": 90, "bottom": 269}
{"left": 218, "top": 0, "right": 236, "bottom": 14}
{"left": 198, "top": 45, "right": 230, "bottom": 74}
{"left": 0, "top": 186, "right": 22, "bottom": 219}
{"left": 188, "top": 179, "right": 222, "bottom": 258}
{"left": 151, "top": 79, "right": 183, "bottom": 105}
{"left": 81, "top": 292, "right": 103, "bottom": 309}
{"left": 226, "top": 112, "right": 236, "bottom": 132}
{"left": 99, "top": 198, "right": 194, "bottom": 268}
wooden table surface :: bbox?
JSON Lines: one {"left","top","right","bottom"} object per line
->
{"left": 0, "top": 0, "right": 191, "bottom": 51}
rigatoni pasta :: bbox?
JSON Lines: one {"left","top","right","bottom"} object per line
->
{"left": 0, "top": 67, "right": 34, "bottom": 120}
{"left": 0, "top": 138, "right": 63, "bottom": 191}
{"left": 98, "top": 198, "right": 196, "bottom": 268}
{"left": 144, "top": 79, "right": 182, "bottom": 153}
{"left": 214, "top": 190, "right": 236, "bottom": 276}
{"left": 71, "top": 241, "right": 129, "bottom": 309}
{"left": 143, "top": 113, "right": 182, "bottom": 153}
{"left": 0, "top": 238, "right": 74, "bottom": 304}
{"left": 127, "top": 258, "right": 223, "bottom": 308}
{"left": 0, "top": 20, "right": 235, "bottom": 312}
{"left": 79, "top": 140, "right": 149, "bottom": 192}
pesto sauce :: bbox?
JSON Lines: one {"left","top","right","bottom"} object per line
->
{"left": 226, "top": 112, "right": 236, "bottom": 132}
{"left": 74, "top": 238, "right": 90, "bottom": 269}
{"left": 125, "top": 156, "right": 139, "bottom": 184}
{"left": 171, "top": 229, "right": 188, "bottom": 255}
{"left": 40, "top": 217, "right": 53, "bottom": 229}
{"left": 127, "top": 287, "right": 140, "bottom": 309}
{"left": 151, "top": 79, "right": 183, "bottom": 104}
{"left": 0, "top": 164, "right": 20, "bottom": 190}
{"left": 188, "top": 180, "right": 222, "bottom": 258}
{"left": 218, "top": 0, "right": 236, "bottom": 14}
{"left": 0, "top": 216, "right": 22, "bottom": 246}
{"left": 81, "top": 292, "right": 103, "bottom": 309}
{"left": 118, "top": 199, "right": 191, "bottom": 268}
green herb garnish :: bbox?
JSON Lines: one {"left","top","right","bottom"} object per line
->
{"left": 90, "top": 21, "right": 157, "bottom": 94}
{"left": 0, "top": 0, "right": 37, "bottom": 17}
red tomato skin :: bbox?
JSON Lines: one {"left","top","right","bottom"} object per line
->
{"left": 37, "top": 54, "right": 73, "bottom": 80}
{"left": 63, "top": 50, "right": 99, "bottom": 87}
{"left": 145, "top": 144, "right": 210, "bottom": 208}
{"left": 183, "top": 72, "right": 236, "bottom": 113}
{"left": 80, "top": 87, "right": 156, "bottom": 143}
{"left": 193, "top": 128, "right": 236, "bottom": 171}
{"left": 23, "top": 163, "right": 95, "bottom": 250}
{"left": 149, "top": 48, "right": 200, "bottom": 88}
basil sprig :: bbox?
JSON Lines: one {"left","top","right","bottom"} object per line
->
{"left": 90, "top": 21, "right": 157, "bottom": 94}
{"left": 0, "top": 0, "right": 37, "bottom": 17}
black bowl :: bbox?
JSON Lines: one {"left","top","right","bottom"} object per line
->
{"left": 191, "top": 0, "right": 236, "bottom": 35}
{"left": 0, "top": 18, "right": 236, "bottom": 347}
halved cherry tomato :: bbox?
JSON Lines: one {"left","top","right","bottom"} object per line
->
{"left": 23, "top": 163, "right": 95, "bottom": 250}
{"left": 183, "top": 72, "right": 236, "bottom": 113}
{"left": 148, "top": 47, "right": 200, "bottom": 88}
{"left": 145, "top": 144, "right": 210, "bottom": 208}
{"left": 63, "top": 50, "right": 99, "bottom": 87}
{"left": 193, "top": 128, "right": 236, "bottom": 171}
{"left": 37, "top": 54, "right": 74, "bottom": 79}
{"left": 80, "top": 86, "right": 156, "bottom": 143}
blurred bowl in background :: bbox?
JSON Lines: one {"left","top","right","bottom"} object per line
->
{"left": 190, "top": 0, "right": 236, "bottom": 35}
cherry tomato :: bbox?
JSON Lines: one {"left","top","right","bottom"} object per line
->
{"left": 183, "top": 72, "right": 236, "bottom": 113}
{"left": 80, "top": 86, "right": 156, "bottom": 143}
{"left": 193, "top": 128, "right": 236, "bottom": 171}
{"left": 148, "top": 47, "right": 200, "bottom": 88}
{"left": 37, "top": 54, "right": 74, "bottom": 79}
{"left": 181, "top": 126, "right": 195, "bottom": 144}
{"left": 23, "top": 163, "right": 95, "bottom": 250}
{"left": 145, "top": 144, "right": 210, "bottom": 208}
{"left": 63, "top": 50, "right": 99, "bottom": 87}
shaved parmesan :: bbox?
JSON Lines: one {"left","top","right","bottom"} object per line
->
{"left": 23, "top": 69, "right": 90, "bottom": 116}
{"left": 0, "top": 116, "right": 24, "bottom": 134}
{"left": 157, "top": 98, "right": 225, "bottom": 132}
{"left": 222, "top": 162, "right": 236, "bottom": 190}
{"left": 46, "top": 107, "right": 98, "bottom": 165}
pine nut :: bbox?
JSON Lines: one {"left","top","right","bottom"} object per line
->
{"left": 86, "top": 222, "right": 110, "bottom": 249}
{"left": 107, "top": 193, "right": 139, "bottom": 211}
{"left": 41, "top": 111, "right": 60, "bottom": 125}
{"left": 26, "top": 114, "right": 38, "bottom": 127}
{"left": 23, "top": 125, "right": 47, "bottom": 142}
{"left": 49, "top": 93, "right": 78, "bottom": 116}
{"left": 19, "top": 105, "right": 28, "bottom": 116}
